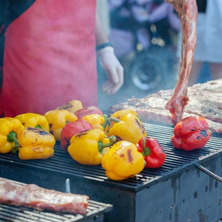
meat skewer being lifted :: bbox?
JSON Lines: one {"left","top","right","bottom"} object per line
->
{"left": 165, "top": 0, "right": 198, "bottom": 124}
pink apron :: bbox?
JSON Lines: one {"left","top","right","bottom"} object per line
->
{"left": 1, "top": 0, "right": 97, "bottom": 117}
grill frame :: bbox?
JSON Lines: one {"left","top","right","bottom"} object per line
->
{"left": 0, "top": 123, "right": 222, "bottom": 222}
{"left": 0, "top": 200, "right": 112, "bottom": 222}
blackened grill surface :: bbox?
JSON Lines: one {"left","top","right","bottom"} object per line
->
{"left": 0, "top": 200, "right": 112, "bottom": 222}
{"left": 0, "top": 123, "right": 222, "bottom": 192}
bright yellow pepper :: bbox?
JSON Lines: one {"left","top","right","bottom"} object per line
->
{"left": 102, "top": 141, "right": 145, "bottom": 181}
{"left": 15, "top": 113, "right": 49, "bottom": 132}
{"left": 82, "top": 114, "right": 107, "bottom": 130}
{"left": 111, "top": 108, "right": 139, "bottom": 119}
{"left": 106, "top": 109, "right": 139, "bottom": 132}
{"left": 68, "top": 128, "right": 115, "bottom": 165}
{"left": 18, "top": 127, "right": 55, "bottom": 160}
{"left": 55, "top": 100, "right": 83, "bottom": 113}
{"left": 0, "top": 117, "right": 24, "bottom": 153}
{"left": 108, "top": 113, "right": 147, "bottom": 144}
{"left": 44, "top": 110, "right": 78, "bottom": 141}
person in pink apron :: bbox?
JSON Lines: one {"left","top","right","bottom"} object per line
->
{"left": 0, "top": 0, "right": 123, "bottom": 117}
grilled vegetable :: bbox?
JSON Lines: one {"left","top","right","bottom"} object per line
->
{"left": 44, "top": 110, "right": 78, "bottom": 141}
{"left": 18, "top": 127, "right": 55, "bottom": 160}
{"left": 137, "top": 137, "right": 166, "bottom": 168}
{"left": 102, "top": 141, "right": 145, "bottom": 181}
{"left": 0, "top": 117, "right": 24, "bottom": 153}
{"left": 61, "top": 119, "right": 93, "bottom": 151}
{"left": 108, "top": 113, "right": 147, "bottom": 144}
{"left": 171, "top": 116, "right": 211, "bottom": 151}
{"left": 68, "top": 128, "right": 115, "bottom": 165}
{"left": 74, "top": 106, "right": 103, "bottom": 119}
{"left": 82, "top": 114, "right": 107, "bottom": 130}
{"left": 55, "top": 100, "right": 83, "bottom": 113}
{"left": 15, "top": 113, "right": 49, "bottom": 132}
{"left": 111, "top": 108, "right": 139, "bottom": 119}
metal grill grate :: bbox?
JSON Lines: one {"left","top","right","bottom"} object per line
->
{"left": 0, "top": 123, "right": 222, "bottom": 192}
{"left": 0, "top": 200, "right": 112, "bottom": 222}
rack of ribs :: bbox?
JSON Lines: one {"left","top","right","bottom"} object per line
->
{"left": 0, "top": 178, "right": 89, "bottom": 215}
{"left": 165, "top": 0, "right": 198, "bottom": 124}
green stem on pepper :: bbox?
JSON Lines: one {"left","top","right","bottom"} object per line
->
{"left": 7, "top": 131, "right": 21, "bottom": 154}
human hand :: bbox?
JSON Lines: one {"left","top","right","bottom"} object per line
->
{"left": 98, "top": 46, "right": 124, "bottom": 94}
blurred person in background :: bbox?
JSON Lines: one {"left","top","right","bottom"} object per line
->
{"left": 0, "top": 0, "right": 123, "bottom": 117}
{"left": 177, "top": 0, "right": 222, "bottom": 85}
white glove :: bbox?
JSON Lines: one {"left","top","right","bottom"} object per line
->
{"left": 98, "top": 46, "right": 124, "bottom": 94}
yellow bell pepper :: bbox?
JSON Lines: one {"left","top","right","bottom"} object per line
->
{"left": 68, "top": 128, "right": 116, "bottom": 165}
{"left": 55, "top": 100, "right": 83, "bottom": 113}
{"left": 111, "top": 108, "right": 139, "bottom": 119}
{"left": 82, "top": 114, "right": 108, "bottom": 130}
{"left": 0, "top": 117, "right": 24, "bottom": 153}
{"left": 102, "top": 141, "right": 145, "bottom": 181}
{"left": 44, "top": 110, "right": 78, "bottom": 141}
{"left": 18, "top": 127, "right": 55, "bottom": 160}
{"left": 108, "top": 113, "right": 147, "bottom": 144}
{"left": 15, "top": 113, "right": 49, "bottom": 132}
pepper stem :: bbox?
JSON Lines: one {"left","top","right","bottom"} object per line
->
{"left": 7, "top": 131, "right": 21, "bottom": 154}
{"left": 102, "top": 114, "right": 108, "bottom": 130}
{"left": 108, "top": 117, "right": 121, "bottom": 123}
{"left": 35, "top": 125, "right": 42, "bottom": 129}
{"left": 98, "top": 136, "right": 116, "bottom": 153}
{"left": 142, "top": 138, "right": 150, "bottom": 156}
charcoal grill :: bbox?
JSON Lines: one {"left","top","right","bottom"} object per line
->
{"left": 1, "top": 123, "right": 222, "bottom": 222}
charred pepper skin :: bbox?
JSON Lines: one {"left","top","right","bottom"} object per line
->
{"left": 55, "top": 99, "right": 83, "bottom": 113}
{"left": 61, "top": 119, "right": 93, "bottom": 151}
{"left": 18, "top": 127, "right": 55, "bottom": 160}
{"left": 15, "top": 113, "right": 50, "bottom": 132}
{"left": 108, "top": 113, "right": 147, "bottom": 144}
{"left": 0, "top": 117, "right": 24, "bottom": 154}
{"left": 68, "top": 128, "right": 115, "bottom": 165}
{"left": 44, "top": 109, "right": 78, "bottom": 141}
{"left": 171, "top": 116, "right": 211, "bottom": 151}
{"left": 137, "top": 137, "right": 166, "bottom": 168}
{"left": 102, "top": 141, "right": 145, "bottom": 181}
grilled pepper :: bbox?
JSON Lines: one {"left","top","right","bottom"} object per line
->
{"left": 171, "top": 116, "right": 211, "bottom": 151}
{"left": 44, "top": 110, "right": 78, "bottom": 141}
{"left": 137, "top": 137, "right": 166, "bottom": 168}
{"left": 55, "top": 100, "right": 83, "bottom": 113}
{"left": 15, "top": 113, "right": 49, "bottom": 132}
{"left": 68, "top": 128, "right": 116, "bottom": 165}
{"left": 74, "top": 106, "right": 103, "bottom": 119}
{"left": 18, "top": 127, "right": 55, "bottom": 160}
{"left": 101, "top": 141, "right": 145, "bottom": 181}
{"left": 111, "top": 108, "right": 139, "bottom": 119}
{"left": 61, "top": 119, "right": 93, "bottom": 151}
{"left": 108, "top": 113, "right": 147, "bottom": 144}
{"left": 82, "top": 114, "right": 107, "bottom": 130}
{"left": 0, "top": 117, "right": 24, "bottom": 153}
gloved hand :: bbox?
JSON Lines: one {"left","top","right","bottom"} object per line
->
{"left": 98, "top": 46, "right": 124, "bottom": 94}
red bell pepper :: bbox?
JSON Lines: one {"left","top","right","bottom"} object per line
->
{"left": 171, "top": 116, "right": 211, "bottom": 151}
{"left": 137, "top": 137, "right": 166, "bottom": 168}
{"left": 60, "top": 119, "right": 93, "bottom": 151}
{"left": 74, "top": 106, "right": 103, "bottom": 119}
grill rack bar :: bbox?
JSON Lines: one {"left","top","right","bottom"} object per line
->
{"left": 0, "top": 123, "right": 222, "bottom": 192}
{"left": 0, "top": 198, "right": 112, "bottom": 222}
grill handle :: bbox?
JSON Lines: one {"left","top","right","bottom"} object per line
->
{"left": 195, "top": 163, "right": 222, "bottom": 182}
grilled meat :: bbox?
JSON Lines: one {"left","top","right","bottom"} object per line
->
{"left": 0, "top": 178, "right": 89, "bottom": 215}
{"left": 165, "top": 0, "right": 198, "bottom": 124}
